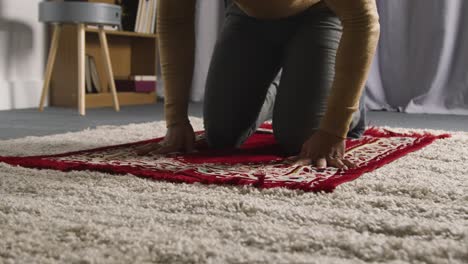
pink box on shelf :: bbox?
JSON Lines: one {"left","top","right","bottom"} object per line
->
{"left": 115, "top": 80, "right": 156, "bottom": 93}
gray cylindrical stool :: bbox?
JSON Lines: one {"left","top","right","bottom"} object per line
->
{"left": 38, "top": 1, "right": 123, "bottom": 115}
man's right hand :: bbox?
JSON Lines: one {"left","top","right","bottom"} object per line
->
{"left": 136, "top": 122, "right": 196, "bottom": 156}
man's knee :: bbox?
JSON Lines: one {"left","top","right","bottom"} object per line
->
{"left": 204, "top": 121, "right": 244, "bottom": 149}
{"left": 273, "top": 121, "right": 318, "bottom": 155}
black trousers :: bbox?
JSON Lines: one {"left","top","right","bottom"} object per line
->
{"left": 204, "top": 2, "right": 365, "bottom": 155}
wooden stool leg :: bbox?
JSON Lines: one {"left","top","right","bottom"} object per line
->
{"left": 98, "top": 26, "right": 120, "bottom": 112}
{"left": 77, "top": 23, "right": 86, "bottom": 116}
{"left": 39, "top": 24, "right": 61, "bottom": 111}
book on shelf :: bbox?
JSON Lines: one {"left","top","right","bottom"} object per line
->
{"left": 141, "top": 0, "right": 150, "bottom": 33}
{"left": 85, "top": 55, "right": 93, "bottom": 93}
{"left": 134, "top": 0, "right": 158, "bottom": 34}
{"left": 135, "top": 0, "right": 143, "bottom": 32}
{"left": 105, "top": 0, "right": 158, "bottom": 34}
{"left": 115, "top": 75, "right": 157, "bottom": 81}
{"left": 115, "top": 80, "right": 157, "bottom": 93}
{"left": 85, "top": 55, "right": 102, "bottom": 94}
{"left": 115, "top": 75, "right": 157, "bottom": 93}
{"left": 84, "top": 56, "right": 157, "bottom": 94}
{"left": 89, "top": 57, "right": 102, "bottom": 92}
{"left": 149, "top": 0, "right": 157, "bottom": 34}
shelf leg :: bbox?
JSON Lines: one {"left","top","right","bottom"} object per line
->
{"left": 98, "top": 26, "right": 120, "bottom": 112}
{"left": 78, "top": 23, "right": 86, "bottom": 116}
{"left": 39, "top": 24, "right": 61, "bottom": 111}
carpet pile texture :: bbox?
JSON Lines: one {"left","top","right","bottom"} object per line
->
{"left": 0, "top": 118, "right": 467, "bottom": 263}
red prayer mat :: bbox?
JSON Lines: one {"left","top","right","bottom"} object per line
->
{"left": 0, "top": 124, "right": 450, "bottom": 192}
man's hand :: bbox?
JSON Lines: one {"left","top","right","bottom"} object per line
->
{"left": 136, "top": 122, "right": 196, "bottom": 156}
{"left": 290, "top": 130, "right": 356, "bottom": 170}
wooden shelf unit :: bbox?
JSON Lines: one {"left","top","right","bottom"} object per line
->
{"left": 49, "top": 1, "right": 158, "bottom": 109}
{"left": 85, "top": 27, "right": 157, "bottom": 39}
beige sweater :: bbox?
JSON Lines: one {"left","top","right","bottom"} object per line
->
{"left": 157, "top": 0, "right": 380, "bottom": 139}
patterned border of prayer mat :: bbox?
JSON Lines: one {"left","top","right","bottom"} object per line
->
{"left": 0, "top": 124, "right": 449, "bottom": 192}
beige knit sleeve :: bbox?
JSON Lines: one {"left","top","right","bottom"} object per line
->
{"left": 156, "top": 0, "right": 196, "bottom": 127}
{"left": 320, "top": 0, "right": 380, "bottom": 138}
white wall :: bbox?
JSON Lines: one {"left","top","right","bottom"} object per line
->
{"left": 0, "top": 0, "right": 45, "bottom": 110}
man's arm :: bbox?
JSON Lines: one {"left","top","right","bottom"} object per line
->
{"left": 320, "top": 0, "right": 380, "bottom": 138}
{"left": 157, "top": 0, "right": 196, "bottom": 127}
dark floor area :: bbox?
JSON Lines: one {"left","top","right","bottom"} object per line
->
{"left": 0, "top": 103, "right": 467, "bottom": 140}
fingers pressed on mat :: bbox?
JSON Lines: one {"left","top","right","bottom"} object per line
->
{"left": 136, "top": 143, "right": 162, "bottom": 156}
{"left": 343, "top": 159, "right": 357, "bottom": 169}
{"left": 327, "top": 158, "right": 348, "bottom": 170}
{"left": 294, "top": 158, "right": 313, "bottom": 167}
{"left": 153, "top": 145, "right": 180, "bottom": 155}
{"left": 315, "top": 158, "right": 327, "bottom": 169}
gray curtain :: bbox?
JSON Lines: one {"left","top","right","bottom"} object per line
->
{"left": 156, "top": 1, "right": 224, "bottom": 100}
{"left": 190, "top": 1, "right": 224, "bottom": 102}
{"left": 366, "top": 0, "right": 468, "bottom": 115}
{"left": 188, "top": 1, "right": 468, "bottom": 116}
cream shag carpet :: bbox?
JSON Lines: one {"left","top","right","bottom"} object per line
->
{"left": 0, "top": 117, "right": 467, "bottom": 264}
